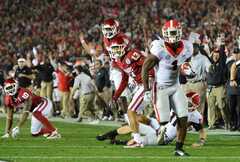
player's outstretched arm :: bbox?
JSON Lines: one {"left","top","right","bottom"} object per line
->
{"left": 17, "top": 99, "right": 32, "bottom": 129}
{"left": 141, "top": 54, "right": 159, "bottom": 91}
{"left": 1, "top": 107, "right": 14, "bottom": 138}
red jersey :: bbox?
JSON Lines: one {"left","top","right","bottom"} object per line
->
{"left": 113, "top": 49, "right": 154, "bottom": 100}
{"left": 103, "top": 32, "right": 130, "bottom": 68}
{"left": 4, "top": 88, "right": 43, "bottom": 112}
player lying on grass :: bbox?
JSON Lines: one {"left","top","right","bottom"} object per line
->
{"left": 96, "top": 92, "right": 207, "bottom": 147}
{"left": 1, "top": 78, "right": 61, "bottom": 139}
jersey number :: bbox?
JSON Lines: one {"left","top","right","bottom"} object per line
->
{"left": 22, "top": 92, "right": 30, "bottom": 99}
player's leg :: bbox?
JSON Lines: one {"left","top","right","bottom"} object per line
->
{"left": 171, "top": 86, "right": 189, "bottom": 156}
{"left": 127, "top": 85, "right": 145, "bottom": 146}
{"left": 96, "top": 125, "right": 131, "bottom": 144}
{"left": 153, "top": 83, "right": 171, "bottom": 124}
{"left": 32, "top": 99, "right": 60, "bottom": 139}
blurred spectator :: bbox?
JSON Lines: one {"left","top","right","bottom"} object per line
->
{"left": 34, "top": 55, "right": 54, "bottom": 100}
{"left": 14, "top": 58, "right": 34, "bottom": 89}
{"left": 55, "top": 62, "right": 73, "bottom": 118}
{"left": 71, "top": 65, "right": 96, "bottom": 122}
{"left": 206, "top": 45, "right": 230, "bottom": 130}
{"left": 94, "top": 59, "right": 112, "bottom": 120}
{"left": 183, "top": 38, "right": 211, "bottom": 117}
{"left": 227, "top": 47, "right": 240, "bottom": 131}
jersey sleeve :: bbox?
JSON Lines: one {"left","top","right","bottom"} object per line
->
{"left": 149, "top": 39, "right": 164, "bottom": 60}
{"left": 183, "top": 40, "right": 193, "bottom": 60}
{"left": 4, "top": 95, "right": 14, "bottom": 108}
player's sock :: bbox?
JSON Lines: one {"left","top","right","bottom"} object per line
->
{"left": 175, "top": 141, "right": 183, "bottom": 150}
{"left": 96, "top": 129, "right": 118, "bottom": 141}
{"left": 33, "top": 111, "right": 56, "bottom": 132}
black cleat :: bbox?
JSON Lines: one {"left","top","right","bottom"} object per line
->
{"left": 174, "top": 149, "right": 190, "bottom": 156}
{"left": 113, "top": 139, "right": 128, "bottom": 145}
{"left": 96, "top": 135, "right": 107, "bottom": 141}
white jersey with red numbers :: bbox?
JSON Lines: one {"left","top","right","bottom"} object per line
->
{"left": 150, "top": 39, "right": 193, "bottom": 122}
{"left": 150, "top": 39, "right": 193, "bottom": 86}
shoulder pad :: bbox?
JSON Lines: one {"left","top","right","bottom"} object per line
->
{"left": 150, "top": 39, "right": 165, "bottom": 59}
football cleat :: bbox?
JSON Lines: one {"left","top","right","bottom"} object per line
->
{"left": 96, "top": 135, "right": 107, "bottom": 141}
{"left": 174, "top": 149, "right": 190, "bottom": 156}
{"left": 43, "top": 133, "right": 50, "bottom": 137}
{"left": 47, "top": 130, "right": 61, "bottom": 139}
{"left": 1, "top": 133, "right": 10, "bottom": 139}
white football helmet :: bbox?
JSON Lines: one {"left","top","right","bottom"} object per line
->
{"left": 102, "top": 18, "right": 119, "bottom": 39}
{"left": 162, "top": 19, "right": 182, "bottom": 43}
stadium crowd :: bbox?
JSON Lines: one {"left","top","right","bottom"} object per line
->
{"left": 0, "top": 0, "right": 240, "bottom": 132}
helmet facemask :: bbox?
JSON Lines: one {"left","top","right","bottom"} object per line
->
{"left": 4, "top": 83, "right": 18, "bottom": 96}
{"left": 111, "top": 44, "right": 125, "bottom": 58}
{"left": 162, "top": 26, "right": 182, "bottom": 43}
{"left": 102, "top": 25, "right": 117, "bottom": 39}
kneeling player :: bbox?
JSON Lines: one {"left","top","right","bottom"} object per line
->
{"left": 1, "top": 79, "right": 61, "bottom": 139}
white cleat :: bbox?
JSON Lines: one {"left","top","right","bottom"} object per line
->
{"left": 1, "top": 133, "right": 10, "bottom": 139}
{"left": 46, "top": 130, "right": 61, "bottom": 139}
{"left": 43, "top": 133, "right": 50, "bottom": 137}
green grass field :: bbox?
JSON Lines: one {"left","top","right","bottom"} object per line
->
{"left": 0, "top": 117, "right": 240, "bottom": 162}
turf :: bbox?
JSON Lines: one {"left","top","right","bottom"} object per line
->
{"left": 0, "top": 117, "right": 240, "bottom": 162}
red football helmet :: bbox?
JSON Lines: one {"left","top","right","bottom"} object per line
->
{"left": 102, "top": 18, "right": 119, "bottom": 39}
{"left": 186, "top": 92, "right": 200, "bottom": 111}
{"left": 162, "top": 19, "right": 182, "bottom": 43}
{"left": 4, "top": 78, "right": 18, "bottom": 96}
{"left": 110, "top": 36, "right": 128, "bottom": 58}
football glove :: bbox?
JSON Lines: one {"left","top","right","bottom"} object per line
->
{"left": 12, "top": 127, "right": 20, "bottom": 138}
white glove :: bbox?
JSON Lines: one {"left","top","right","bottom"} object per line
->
{"left": 1, "top": 133, "right": 10, "bottom": 138}
{"left": 12, "top": 127, "right": 20, "bottom": 138}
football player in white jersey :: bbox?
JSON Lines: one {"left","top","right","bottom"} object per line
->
{"left": 142, "top": 19, "right": 194, "bottom": 156}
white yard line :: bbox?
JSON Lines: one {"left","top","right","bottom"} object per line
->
{"left": 0, "top": 156, "right": 240, "bottom": 159}
{"left": 0, "top": 145, "right": 240, "bottom": 149}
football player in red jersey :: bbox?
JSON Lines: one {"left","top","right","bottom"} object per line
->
{"left": 110, "top": 35, "right": 154, "bottom": 148}
{"left": 101, "top": 18, "right": 132, "bottom": 119}
{"left": 1, "top": 79, "right": 61, "bottom": 139}
{"left": 142, "top": 19, "right": 194, "bottom": 156}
